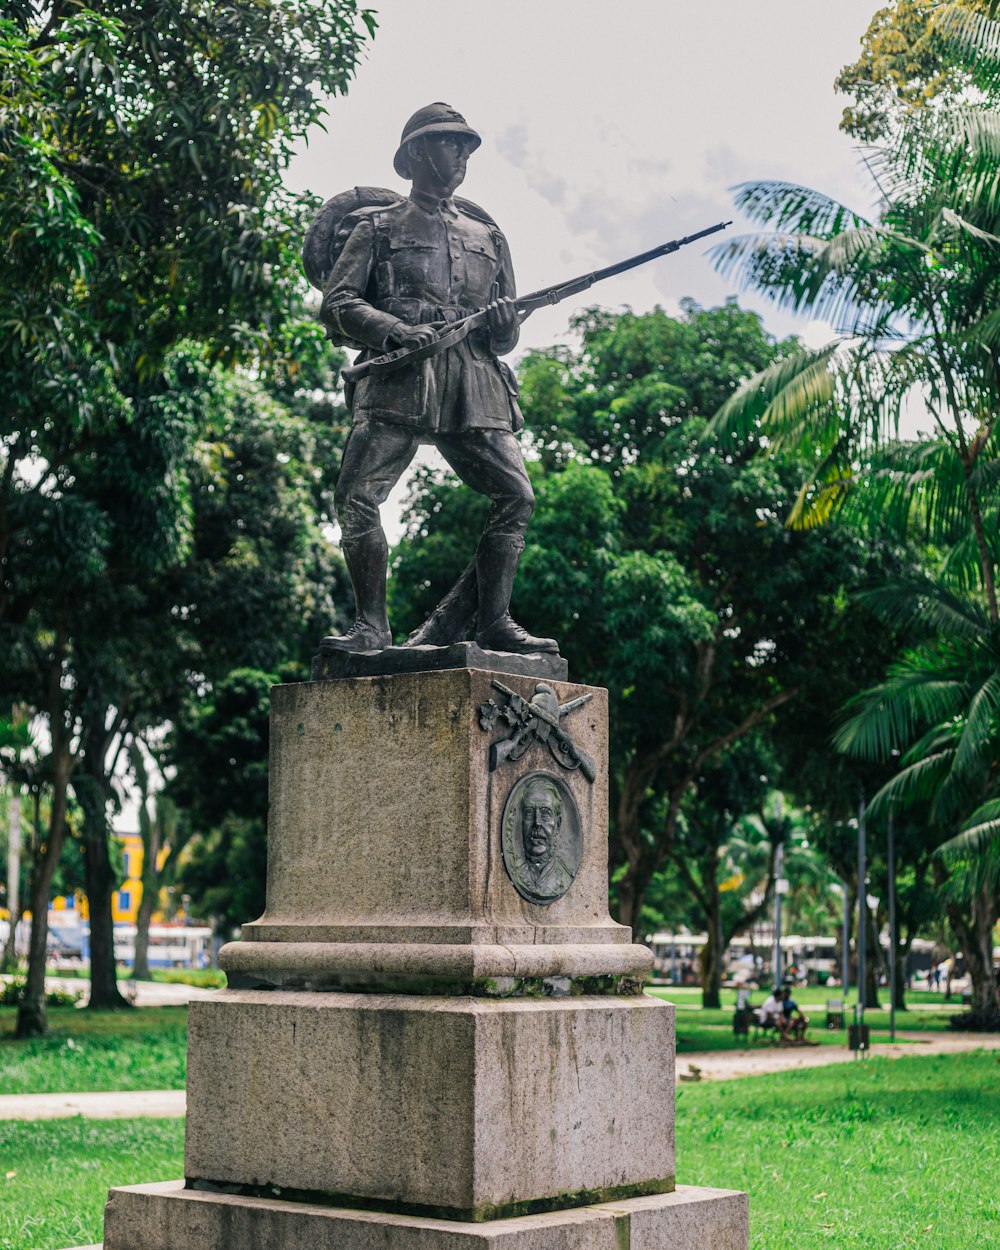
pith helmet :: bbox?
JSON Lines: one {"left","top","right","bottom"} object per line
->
{"left": 393, "top": 102, "right": 481, "bottom": 178}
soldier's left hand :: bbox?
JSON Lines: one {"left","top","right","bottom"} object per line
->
{"left": 487, "top": 295, "right": 518, "bottom": 339}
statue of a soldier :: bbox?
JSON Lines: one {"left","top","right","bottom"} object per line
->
{"left": 314, "top": 103, "right": 557, "bottom": 656}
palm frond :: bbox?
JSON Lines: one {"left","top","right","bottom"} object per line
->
{"left": 731, "top": 182, "right": 870, "bottom": 236}
{"left": 940, "top": 206, "right": 1000, "bottom": 247}
{"left": 847, "top": 440, "right": 978, "bottom": 545}
{"left": 960, "top": 307, "right": 1000, "bottom": 353}
{"left": 953, "top": 669, "right": 1000, "bottom": 778}
{"left": 866, "top": 749, "right": 956, "bottom": 818}
{"left": 934, "top": 5, "right": 1000, "bottom": 93}
{"left": 712, "top": 229, "right": 924, "bottom": 336}
{"left": 936, "top": 800, "right": 1000, "bottom": 894}
{"left": 853, "top": 577, "right": 990, "bottom": 639}
{"left": 786, "top": 470, "right": 853, "bottom": 530}
{"left": 940, "top": 514, "right": 1000, "bottom": 588}
{"left": 705, "top": 342, "right": 840, "bottom": 447}
{"left": 834, "top": 655, "right": 969, "bottom": 760}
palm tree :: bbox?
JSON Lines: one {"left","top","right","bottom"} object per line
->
{"left": 834, "top": 581, "right": 1000, "bottom": 1015}
{"left": 705, "top": 22, "right": 1000, "bottom": 611}
{"left": 706, "top": 9, "right": 1000, "bottom": 1015}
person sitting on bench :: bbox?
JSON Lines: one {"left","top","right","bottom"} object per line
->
{"left": 757, "top": 988, "right": 790, "bottom": 1040}
{"left": 781, "top": 987, "right": 810, "bottom": 1041}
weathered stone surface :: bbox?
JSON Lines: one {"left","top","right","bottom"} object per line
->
{"left": 221, "top": 671, "right": 651, "bottom": 988}
{"left": 184, "top": 990, "right": 675, "bottom": 1221}
{"left": 100, "top": 1182, "right": 747, "bottom": 1249}
{"left": 312, "top": 643, "right": 569, "bottom": 683}
{"left": 221, "top": 938, "right": 651, "bottom": 995}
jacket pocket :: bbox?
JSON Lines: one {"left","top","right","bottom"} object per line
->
{"left": 499, "top": 360, "right": 524, "bottom": 433}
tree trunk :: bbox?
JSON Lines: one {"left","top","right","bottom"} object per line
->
{"left": 863, "top": 900, "right": 881, "bottom": 1010}
{"left": 612, "top": 840, "right": 656, "bottom": 942}
{"left": 132, "top": 880, "right": 156, "bottom": 981}
{"left": 700, "top": 856, "right": 724, "bottom": 1009}
{"left": 891, "top": 935, "right": 910, "bottom": 1012}
{"left": 15, "top": 775, "right": 70, "bottom": 1039}
{"left": 953, "top": 885, "right": 1000, "bottom": 1016}
{"left": 2, "top": 791, "right": 21, "bottom": 970}
{"left": 77, "top": 763, "right": 130, "bottom": 1012}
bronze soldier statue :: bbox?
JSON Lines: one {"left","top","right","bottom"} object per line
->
{"left": 317, "top": 102, "right": 558, "bottom": 655}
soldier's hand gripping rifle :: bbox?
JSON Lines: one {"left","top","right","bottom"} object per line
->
{"left": 342, "top": 220, "right": 732, "bottom": 384}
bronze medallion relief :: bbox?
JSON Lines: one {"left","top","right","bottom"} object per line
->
{"left": 501, "top": 771, "right": 582, "bottom": 906}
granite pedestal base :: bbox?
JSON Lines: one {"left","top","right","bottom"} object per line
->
{"left": 220, "top": 670, "right": 652, "bottom": 995}
{"left": 185, "top": 989, "right": 675, "bottom": 1221}
{"left": 101, "top": 1182, "right": 749, "bottom": 1249}
{"left": 70, "top": 665, "right": 747, "bottom": 1249}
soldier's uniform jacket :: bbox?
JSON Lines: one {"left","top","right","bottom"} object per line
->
{"left": 321, "top": 189, "right": 522, "bottom": 433}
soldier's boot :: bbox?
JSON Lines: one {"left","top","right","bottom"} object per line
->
{"left": 473, "top": 536, "right": 559, "bottom": 655}
{"left": 320, "top": 532, "right": 392, "bottom": 653}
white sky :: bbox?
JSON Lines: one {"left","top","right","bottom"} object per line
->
{"left": 289, "top": 0, "right": 883, "bottom": 357}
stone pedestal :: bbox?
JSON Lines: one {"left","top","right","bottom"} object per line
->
{"left": 88, "top": 662, "right": 748, "bottom": 1248}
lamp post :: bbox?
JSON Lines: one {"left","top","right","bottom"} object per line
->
{"left": 856, "top": 795, "right": 867, "bottom": 1055}
{"left": 888, "top": 803, "right": 896, "bottom": 1043}
{"left": 771, "top": 794, "right": 788, "bottom": 986}
{"left": 840, "top": 877, "right": 850, "bottom": 993}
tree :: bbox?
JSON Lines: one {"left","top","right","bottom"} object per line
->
{"left": 711, "top": 10, "right": 1000, "bottom": 1016}
{"left": 708, "top": 115, "right": 1000, "bottom": 617}
{"left": 836, "top": 0, "right": 994, "bottom": 141}
{"left": 834, "top": 584, "right": 1000, "bottom": 1016}
{"left": 1, "top": 1, "right": 372, "bottom": 1035}
{"left": 392, "top": 302, "right": 894, "bottom": 935}
{"left": 130, "top": 743, "right": 185, "bottom": 982}
{"left": 659, "top": 742, "right": 773, "bottom": 1008}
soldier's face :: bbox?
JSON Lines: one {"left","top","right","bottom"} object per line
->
{"left": 418, "top": 134, "right": 470, "bottom": 195}
{"left": 521, "top": 788, "right": 559, "bottom": 864}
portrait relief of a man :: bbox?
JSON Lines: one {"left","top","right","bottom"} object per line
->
{"left": 501, "top": 773, "right": 581, "bottom": 905}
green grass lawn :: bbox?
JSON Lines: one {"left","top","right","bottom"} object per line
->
{"left": 678, "top": 1050, "right": 1000, "bottom": 1249}
{"left": 1, "top": 1052, "right": 995, "bottom": 1250}
{"left": 0, "top": 1006, "right": 188, "bottom": 1095}
{"left": 0, "top": 1117, "right": 184, "bottom": 1250}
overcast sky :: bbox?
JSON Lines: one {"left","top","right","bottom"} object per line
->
{"left": 289, "top": 0, "right": 882, "bottom": 357}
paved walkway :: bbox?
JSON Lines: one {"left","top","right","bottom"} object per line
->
{"left": 675, "top": 1030, "right": 1000, "bottom": 1083}
{"left": 42, "top": 976, "right": 219, "bottom": 1007}
{"left": 5, "top": 1031, "right": 998, "bottom": 1121}
{"left": 0, "top": 1089, "right": 187, "bottom": 1121}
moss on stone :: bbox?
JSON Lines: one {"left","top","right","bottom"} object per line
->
{"left": 188, "top": 1174, "right": 675, "bottom": 1225}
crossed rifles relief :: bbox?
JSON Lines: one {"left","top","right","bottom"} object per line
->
{"left": 478, "top": 681, "right": 596, "bottom": 784}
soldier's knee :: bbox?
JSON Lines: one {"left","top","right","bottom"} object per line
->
{"left": 510, "top": 482, "right": 534, "bottom": 530}
{"left": 335, "top": 483, "right": 380, "bottom": 540}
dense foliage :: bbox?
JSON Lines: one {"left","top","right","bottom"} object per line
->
{"left": 0, "top": 1, "right": 370, "bottom": 1034}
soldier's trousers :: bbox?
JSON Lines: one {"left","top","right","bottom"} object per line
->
{"left": 334, "top": 420, "right": 534, "bottom": 549}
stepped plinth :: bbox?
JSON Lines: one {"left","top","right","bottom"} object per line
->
{"left": 88, "top": 659, "right": 748, "bottom": 1248}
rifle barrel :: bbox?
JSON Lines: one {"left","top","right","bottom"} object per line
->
{"left": 517, "top": 220, "right": 732, "bottom": 313}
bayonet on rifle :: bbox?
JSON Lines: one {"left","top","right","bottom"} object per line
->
{"left": 342, "top": 220, "right": 733, "bottom": 384}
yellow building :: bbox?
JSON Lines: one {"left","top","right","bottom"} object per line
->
{"left": 112, "top": 832, "right": 146, "bottom": 923}
{"left": 54, "top": 833, "right": 173, "bottom": 924}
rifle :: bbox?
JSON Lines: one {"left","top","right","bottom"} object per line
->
{"left": 341, "top": 220, "right": 732, "bottom": 384}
